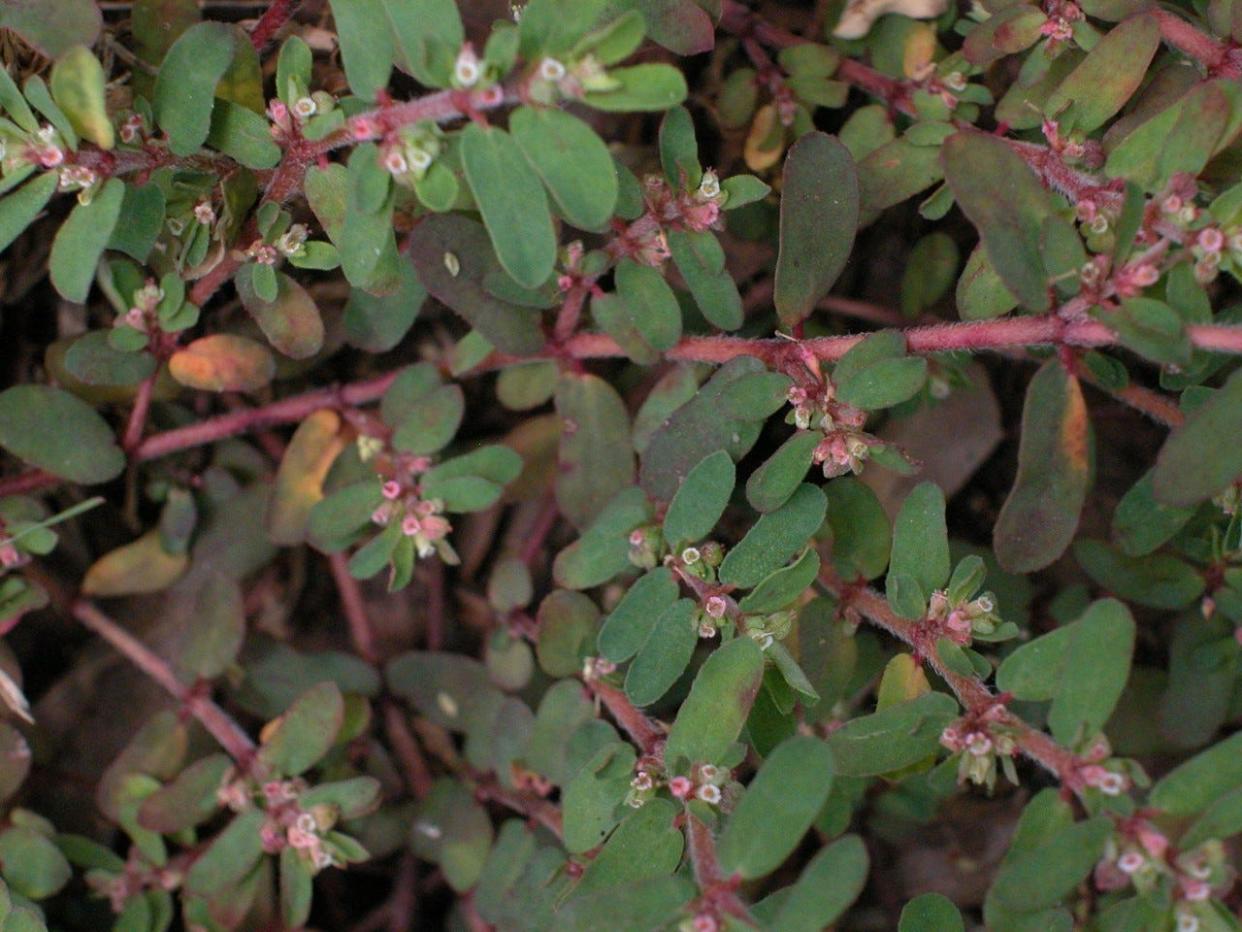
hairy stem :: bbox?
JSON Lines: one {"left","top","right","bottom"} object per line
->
{"left": 249, "top": 0, "right": 299, "bottom": 50}
{"left": 820, "top": 573, "right": 1090, "bottom": 791}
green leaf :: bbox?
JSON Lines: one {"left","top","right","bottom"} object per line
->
{"left": 886, "top": 482, "right": 949, "bottom": 618}
{"left": 460, "top": 123, "right": 556, "bottom": 289}
{"left": 996, "top": 598, "right": 1135, "bottom": 743}
{"left": 1153, "top": 367, "right": 1242, "bottom": 506}
{"left": 257, "top": 681, "right": 346, "bottom": 777}
{"left": 956, "top": 244, "right": 1019, "bottom": 320}
{"left": 941, "top": 132, "right": 1054, "bottom": 310}
{"left": 0, "top": 0, "right": 100, "bottom": 58}
{"left": 137, "top": 754, "right": 231, "bottom": 834}
{"left": 535, "top": 590, "right": 599, "bottom": 678}
{"left": 994, "top": 360, "right": 1090, "bottom": 573}
{"left": 663, "top": 450, "right": 734, "bottom": 548}
{"left": 824, "top": 478, "right": 890, "bottom": 580}
{"left": 639, "top": 357, "right": 766, "bottom": 500}
{"left": 511, "top": 106, "right": 618, "bottom": 230}
{"left": 382, "top": 0, "right": 461, "bottom": 86}
{"left": 572, "top": 798, "right": 683, "bottom": 896}
{"left": 1044, "top": 13, "right": 1160, "bottom": 133}
{"left": 0, "top": 172, "right": 58, "bottom": 256}
{"left": 738, "top": 548, "right": 820, "bottom": 613}
{"left": 553, "top": 486, "right": 652, "bottom": 590}
{"left": 838, "top": 356, "right": 927, "bottom": 410}
{"left": 774, "top": 132, "right": 859, "bottom": 327}
{"left": 767, "top": 835, "right": 869, "bottom": 931}
{"left": 406, "top": 215, "right": 544, "bottom": 354}
{"left": 988, "top": 815, "right": 1111, "bottom": 913}
{"left": 1111, "top": 469, "right": 1195, "bottom": 557}
{"left": 153, "top": 22, "right": 236, "bottom": 156}
{"left": 556, "top": 373, "right": 635, "bottom": 530}
{"left": 1073, "top": 539, "right": 1204, "bottom": 610}
{"left": 49, "top": 45, "right": 113, "bottom": 148}
{"left": 63, "top": 331, "right": 156, "bottom": 387}
{"left": 614, "top": 259, "right": 681, "bottom": 351}
{"left": 49, "top": 177, "right": 124, "bottom": 302}
{"left": 1180, "top": 787, "right": 1242, "bottom": 848}
{"left": 206, "top": 99, "right": 282, "bottom": 168}
{"left": 745, "top": 431, "right": 819, "bottom": 513}
{"left": 279, "top": 847, "right": 313, "bottom": 929}
{"left": 410, "top": 779, "right": 493, "bottom": 891}
{"left": 719, "top": 484, "right": 827, "bottom": 589}
{"left": 582, "top": 63, "right": 688, "bottom": 111}
{"left": 664, "top": 636, "right": 765, "bottom": 769}
{"left": 598, "top": 568, "right": 680, "bottom": 663}
{"left": 667, "top": 229, "right": 743, "bottom": 330}
{"left": 1108, "top": 297, "right": 1191, "bottom": 366}
{"left": 717, "top": 736, "right": 835, "bottom": 880}
{"left": 392, "top": 385, "right": 465, "bottom": 456}
{"left": 184, "top": 808, "right": 265, "bottom": 896}
{"left": 562, "top": 742, "right": 636, "bottom": 853}
{"left": 107, "top": 182, "right": 166, "bottom": 262}
{"left": 0, "top": 385, "right": 124, "bottom": 483}
{"left": 658, "top": 105, "right": 702, "bottom": 189}
{"left": 825, "top": 692, "right": 958, "bottom": 776}
{"left": 1151, "top": 731, "right": 1242, "bottom": 816}
{"left": 328, "top": 0, "right": 393, "bottom": 99}
{"left": 624, "top": 599, "right": 697, "bottom": 706}
{"left": 0, "top": 827, "right": 71, "bottom": 899}
{"left": 901, "top": 233, "right": 959, "bottom": 316}
{"left": 236, "top": 266, "right": 324, "bottom": 359}
{"left": 900, "top": 893, "right": 965, "bottom": 931}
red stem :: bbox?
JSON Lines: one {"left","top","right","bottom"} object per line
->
{"left": 4, "top": 315, "right": 1242, "bottom": 498}
{"left": 329, "top": 552, "right": 379, "bottom": 664}
{"left": 71, "top": 599, "right": 257, "bottom": 767}
{"left": 122, "top": 375, "right": 156, "bottom": 454}
{"left": 1151, "top": 9, "right": 1235, "bottom": 74}
{"left": 824, "top": 576, "right": 1090, "bottom": 792}
{"left": 249, "top": 0, "right": 299, "bottom": 50}
{"left": 591, "top": 681, "right": 663, "bottom": 754}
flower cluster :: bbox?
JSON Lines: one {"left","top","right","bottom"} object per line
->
{"left": 628, "top": 759, "right": 732, "bottom": 810}
{"left": 786, "top": 381, "right": 871, "bottom": 478}
{"left": 940, "top": 710, "right": 1018, "bottom": 791}
{"left": 371, "top": 470, "right": 453, "bottom": 560}
{"left": 925, "top": 587, "right": 1002, "bottom": 645}
{"left": 381, "top": 121, "right": 444, "bottom": 187}
{"left": 1095, "top": 828, "right": 1235, "bottom": 932}
{"left": 218, "top": 774, "right": 341, "bottom": 874}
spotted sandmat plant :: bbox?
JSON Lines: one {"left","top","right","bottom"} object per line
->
{"left": 4, "top": 0, "right": 1242, "bottom": 928}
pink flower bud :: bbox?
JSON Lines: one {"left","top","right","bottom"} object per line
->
{"left": 382, "top": 480, "right": 402, "bottom": 500}
{"left": 401, "top": 515, "right": 422, "bottom": 537}
{"left": 1199, "top": 227, "right": 1225, "bottom": 253}
{"left": 704, "top": 596, "right": 727, "bottom": 619}
{"left": 668, "top": 776, "right": 693, "bottom": 799}
{"left": 1118, "top": 851, "right": 1145, "bottom": 874}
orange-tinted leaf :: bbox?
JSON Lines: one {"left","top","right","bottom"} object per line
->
{"left": 169, "top": 334, "right": 275, "bottom": 392}
{"left": 993, "top": 360, "right": 1090, "bottom": 572}
{"left": 82, "top": 529, "right": 189, "bottom": 596}
{"left": 267, "top": 410, "right": 346, "bottom": 545}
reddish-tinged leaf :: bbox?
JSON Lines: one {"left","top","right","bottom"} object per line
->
{"left": 942, "top": 132, "right": 1054, "bottom": 311}
{"left": 994, "top": 359, "right": 1090, "bottom": 572}
{"left": 169, "top": 334, "right": 275, "bottom": 392}
{"left": 1153, "top": 366, "right": 1242, "bottom": 506}
{"left": 774, "top": 132, "right": 859, "bottom": 327}
{"left": 236, "top": 266, "right": 325, "bottom": 360}
{"left": 1044, "top": 13, "right": 1160, "bottom": 134}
